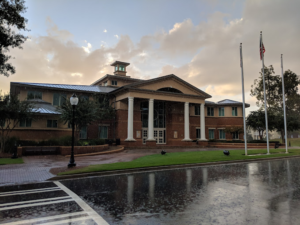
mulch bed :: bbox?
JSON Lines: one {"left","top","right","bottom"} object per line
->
{"left": 50, "top": 165, "right": 87, "bottom": 175}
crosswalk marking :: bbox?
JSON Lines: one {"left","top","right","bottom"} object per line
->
{"left": 0, "top": 187, "right": 60, "bottom": 196}
{"left": 54, "top": 181, "right": 109, "bottom": 225}
{"left": 0, "top": 198, "right": 73, "bottom": 211}
{"left": 0, "top": 196, "right": 71, "bottom": 207}
{"left": 1, "top": 212, "right": 88, "bottom": 225}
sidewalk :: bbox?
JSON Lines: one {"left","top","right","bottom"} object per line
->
{"left": 0, "top": 147, "right": 298, "bottom": 186}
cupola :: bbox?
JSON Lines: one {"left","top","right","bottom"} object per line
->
{"left": 111, "top": 61, "right": 130, "bottom": 76}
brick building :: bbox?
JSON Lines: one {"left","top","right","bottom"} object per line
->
{"left": 10, "top": 61, "right": 249, "bottom": 147}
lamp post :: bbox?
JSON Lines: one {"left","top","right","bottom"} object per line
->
{"left": 68, "top": 93, "right": 78, "bottom": 168}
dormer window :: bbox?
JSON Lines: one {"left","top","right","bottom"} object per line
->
{"left": 103, "top": 81, "right": 107, "bottom": 86}
{"left": 111, "top": 80, "right": 118, "bottom": 86}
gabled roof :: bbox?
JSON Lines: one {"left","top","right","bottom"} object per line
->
{"left": 205, "top": 99, "right": 250, "bottom": 107}
{"left": 11, "top": 82, "right": 117, "bottom": 93}
{"left": 111, "top": 74, "right": 211, "bottom": 98}
{"left": 27, "top": 99, "right": 61, "bottom": 115}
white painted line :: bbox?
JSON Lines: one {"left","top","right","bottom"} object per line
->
{"left": 54, "top": 181, "right": 109, "bottom": 225}
{"left": 0, "top": 196, "right": 71, "bottom": 207}
{"left": 0, "top": 198, "right": 73, "bottom": 211}
{"left": 0, "top": 187, "right": 60, "bottom": 196}
{"left": 1, "top": 212, "right": 88, "bottom": 225}
{"left": 36, "top": 216, "right": 92, "bottom": 225}
{"left": 0, "top": 188, "right": 61, "bottom": 197}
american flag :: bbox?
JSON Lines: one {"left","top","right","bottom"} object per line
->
{"left": 260, "top": 35, "right": 265, "bottom": 60}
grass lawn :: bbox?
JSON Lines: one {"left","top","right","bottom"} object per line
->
{"left": 0, "top": 158, "right": 23, "bottom": 165}
{"left": 59, "top": 148, "right": 300, "bottom": 176}
{"left": 271, "top": 138, "right": 300, "bottom": 147}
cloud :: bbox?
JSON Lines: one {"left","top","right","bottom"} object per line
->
{"left": 1, "top": 0, "right": 300, "bottom": 115}
{"left": 82, "top": 42, "right": 92, "bottom": 53}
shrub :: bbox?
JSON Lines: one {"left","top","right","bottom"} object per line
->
{"left": 4, "top": 136, "right": 20, "bottom": 153}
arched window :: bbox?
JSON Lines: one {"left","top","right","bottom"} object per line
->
{"left": 157, "top": 87, "right": 183, "bottom": 93}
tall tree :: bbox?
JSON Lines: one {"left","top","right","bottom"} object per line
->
{"left": 0, "top": 92, "right": 33, "bottom": 152}
{"left": 249, "top": 67, "right": 300, "bottom": 142}
{"left": 0, "top": 0, "right": 28, "bottom": 77}
{"left": 58, "top": 94, "right": 115, "bottom": 140}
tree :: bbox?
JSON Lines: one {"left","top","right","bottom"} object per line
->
{"left": 0, "top": 92, "right": 33, "bottom": 152}
{"left": 1, "top": 0, "right": 28, "bottom": 77}
{"left": 250, "top": 66, "right": 300, "bottom": 142}
{"left": 246, "top": 110, "right": 276, "bottom": 140}
{"left": 58, "top": 94, "right": 115, "bottom": 140}
{"left": 225, "top": 126, "right": 244, "bottom": 139}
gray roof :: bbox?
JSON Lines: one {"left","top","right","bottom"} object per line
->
{"left": 27, "top": 99, "right": 61, "bottom": 115}
{"left": 205, "top": 99, "right": 250, "bottom": 107}
{"left": 11, "top": 82, "right": 117, "bottom": 93}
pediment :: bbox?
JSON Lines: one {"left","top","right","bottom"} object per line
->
{"left": 126, "top": 74, "right": 210, "bottom": 98}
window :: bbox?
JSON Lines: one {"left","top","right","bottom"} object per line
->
{"left": 99, "top": 126, "right": 108, "bottom": 139}
{"left": 209, "top": 129, "right": 215, "bottom": 139}
{"left": 196, "top": 128, "right": 201, "bottom": 139}
{"left": 53, "top": 93, "right": 66, "bottom": 106}
{"left": 207, "top": 107, "right": 214, "bottom": 116}
{"left": 103, "top": 81, "right": 108, "bottom": 86}
{"left": 27, "top": 91, "right": 42, "bottom": 100}
{"left": 0, "top": 120, "right": 5, "bottom": 127}
{"left": 119, "top": 65, "right": 125, "bottom": 71}
{"left": 232, "top": 107, "right": 238, "bottom": 116}
{"left": 219, "top": 107, "right": 224, "bottom": 116}
{"left": 80, "top": 126, "right": 87, "bottom": 139}
{"left": 232, "top": 131, "right": 239, "bottom": 139}
{"left": 20, "top": 119, "right": 31, "bottom": 127}
{"left": 80, "top": 95, "right": 89, "bottom": 101}
{"left": 195, "top": 105, "right": 200, "bottom": 115}
{"left": 219, "top": 129, "right": 226, "bottom": 139}
{"left": 47, "top": 120, "right": 58, "bottom": 128}
{"left": 111, "top": 80, "right": 118, "bottom": 86}
{"left": 115, "top": 66, "right": 118, "bottom": 71}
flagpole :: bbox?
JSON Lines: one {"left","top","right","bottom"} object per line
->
{"left": 281, "top": 54, "right": 288, "bottom": 153}
{"left": 240, "top": 43, "right": 247, "bottom": 156}
{"left": 261, "top": 31, "right": 270, "bottom": 154}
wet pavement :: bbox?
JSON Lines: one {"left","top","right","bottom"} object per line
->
{"left": 0, "top": 147, "right": 221, "bottom": 186}
{"left": 1, "top": 157, "right": 300, "bottom": 224}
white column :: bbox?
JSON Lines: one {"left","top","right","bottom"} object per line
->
{"left": 182, "top": 102, "right": 191, "bottom": 141}
{"left": 147, "top": 99, "right": 155, "bottom": 141}
{"left": 200, "top": 103, "right": 207, "bottom": 140}
{"left": 125, "top": 97, "right": 135, "bottom": 141}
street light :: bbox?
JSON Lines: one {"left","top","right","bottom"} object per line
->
{"left": 68, "top": 93, "right": 78, "bottom": 168}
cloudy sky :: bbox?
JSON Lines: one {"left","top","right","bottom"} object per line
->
{"left": 1, "top": 0, "right": 299, "bottom": 113}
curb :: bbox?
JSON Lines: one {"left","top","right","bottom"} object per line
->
{"left": 47, "top": 154, "right": 300, "bottom": 182}
{"left": 64, "top": 146, "right": 124, "bottom": 158}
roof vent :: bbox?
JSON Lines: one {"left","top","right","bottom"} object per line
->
{"left": 111, "top": 61, "right": 130, "bottom": 76}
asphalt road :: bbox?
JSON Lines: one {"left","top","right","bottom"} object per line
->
{"left": 1, "top": 157, "right": 300, "bottom": 224}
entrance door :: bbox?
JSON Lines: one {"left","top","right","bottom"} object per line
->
{"left": 154, "top": 128, "right": 166, "bottom": 144}
{"left": 142, "top": 128, "right": 166, "bottom": 144}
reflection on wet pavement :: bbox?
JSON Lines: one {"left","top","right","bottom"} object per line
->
{"left": 61, "top": 158, "right": 300, "bottom": 225}
{"left": 1, "top": 158, "right": 300, "bottom": 224}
